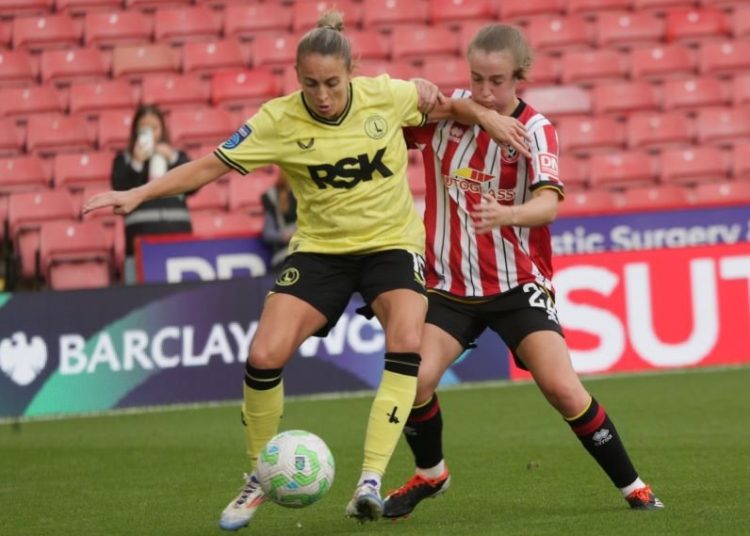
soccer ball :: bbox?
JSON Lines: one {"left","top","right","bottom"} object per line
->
{"left": 256, "top": 430, "right": 335, "bottom": 508}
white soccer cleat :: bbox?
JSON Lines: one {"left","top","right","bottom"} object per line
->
{"left": 345, "top": 480, "right": 384, "bottom": 523}
{"left": 219, "top": 472, "right": 266, "bottom": 531}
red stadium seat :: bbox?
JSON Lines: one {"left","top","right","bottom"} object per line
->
{"left": 694, "top": 106, "right": 750, "bottom": 146}
{"left": 53, "top": 151, "right": 112, "bottom": 191}
{"left": 211, "top": 69, "right": 280, "bottom": 109}
{"left": 734, "top": 7, "right": 750, "bottom": 40}
{"left": 354, "top": 60, "right": 421, "bottom": 80}
{"left": 619, "top": 184, "right": 692, "bottom": 212}
{"left": 124, "top": 0, "right": 190, "bottom": 9}
{"left": 662, "top": 77, "right": 730, "bottom": 111}
{"left": 182, "top": 40, "right": 247, "bottom": 76}
{"left": 691, "top": 180, "right": 750, "bottom": 208}
{"left": 363, "top": 0, "right": 429, "bottom": 31}
{"left": 97, "top": 109, "right": 133, "bottom": 151}
{"left": 224, "top": 3, "right": 293, "bottom": 39}
{"left": 13, "top": 14, "right": 82, "bottom": 51}
{"left": 557, "top": 189, "right": 623, "bottom": 217}
{"left": 734, "top": 142, "right": 750, "bottom": 180}
{"left": 630, "top": 45, "right": 697, "bottom": 81}
{"left": 154, "top": 6, "right": 221, "bottom": 45}
{"left": 526, "top": 16, "right": 595, "bottom": 53}
{"left": 733, "top": 74, "right": 750, "bottom": 106}
{"left": 141, "top": 73, "right": 210, "bottom": 109}
{"left": 39, "top": 220, "right": 112, "bottom": 289}
{"left": 227, "top": 171, "right": 276, "bottom": 215}
{"left": 560, "top": 49, "right": 629, "bottom": 86}
{"left": 568, "top": 0, "right": 632, "bottom": 15}
{"left": 589, "top": 151, "right": 658, "bottom": 190}
{"left": 627, "top": 112, "right": 695, "bottom": 150}
{"left": 0, "top": 85, "right": 66, "bottom": 119}
{"left": 26, "top": 114, "right": 94, "bottom": 155}
{"left": 665, "top": 8, "right": 729, "bottom": 44}
{"left": 0, "top": 118, "right": 24, "bottom": 156}
{"left": 0, "top": 0, "right": 53, "bottom": 17}
{"left": 422, "top": 57, "right": 470, "bottom": 94}
{"left": 112, "top": 44, "right": 180, "bottom": 79}
{"left": 252, "top": 34, "right": 297, "bottom": 70}
{"left": 0, "top": 49, "right": 39, "bottom": 87}
{"left": 40, "top": 47, "right": 109, "bottom": 85}
{"left": 69, "top": 80, "right": 138, "bottom": 116}
{"left": 699, "top": 40, "right": 750, "bottom": 77}
{"left": 660, "top": 146, "right": 730, "bottom": 184}
{"left": 592, "top": 81, "right": 660, "bottom": 115}
{"left": 499, "top": 0, "right": 566, "bottom": 22}
{"left": 186, "top": 180, "right": 227, "bottom": 214}
{"left": 79, "top": 184, "right": 126, "bottom": 275}
{"left": 595, "top": 12, "right": 666, "bottom": 49}
{"left": 292, "top": 0, "right": 363, "bottom": 33}
{"left": 191, "top": 211, "right": 263, "bottom": 237}
{"left": 84, "top": 11, "right": 154, "bottom": 48}
{"left": 0, "top": 20, "right": 10, "bottom": 48}
{"left": 522, "top": 85, "right": 592, "bottom": 118}
{"left": 633, "top": 0, "right": 699, "bottom": 13}
{"left": 391, "top": 26, "right": 459, "bottom": 62}
{"left": 56, "top": 0, "right": 121, "bottom": 15}
{"left": 523, "top": 54, "right": 561, "bottom": 87}
{"left": 7, "top": 189, "right": 77, "bottom": 279}
{"left": 430, "top": 0, "right": 496, "bottom": 27}
{"left": 347, "top": 30, "right": 391, "bottom": 62}
{"left": 556, "top": 116, "right": 626, "bottom": 155}
{"left": 558, "top": 155, "right": 589, "bottom": 190}
{"left": 169, "top": 107, "right": 234, "bottom": 147}
{"left": 0, "top": 155, "right": 50, "bottom": 194}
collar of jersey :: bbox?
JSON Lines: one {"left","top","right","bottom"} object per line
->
{"left": 511, "top": 98, "right": 526, "bottom": 118}
{"left": 300, "top": 83, "right": 353, "bottom": 126}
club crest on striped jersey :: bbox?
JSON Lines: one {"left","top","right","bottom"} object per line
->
{"left": 501, "top": 144, "right": 520, "bottom": 163}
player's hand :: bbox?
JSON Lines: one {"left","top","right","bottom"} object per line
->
{"left": 412, "top": 78, "right": 445, "bottom": 115}
{"left": 82, "top": 189, "right": 143, "bottom": 216}
{"left": 155, "top": 143, "right": 175, "bottom": 162}
{"left": 472, "top": 193, "right": 516, "bottom": 234}
{"left": 479, "top": 112, "right": 531, "bottom": 159}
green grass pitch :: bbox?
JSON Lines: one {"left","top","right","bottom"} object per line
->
{"left": 2, "top": 366, "right": 749, "bottom": 536}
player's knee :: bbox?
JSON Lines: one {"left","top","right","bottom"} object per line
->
{"left": 248, "top": 344, "right": 288, "bottom": 370}
{"left": 385, "top": 329, "right": 422, "bottom": 354}
{"left": 543, "top": 382, "right": 589, "bottom": 416}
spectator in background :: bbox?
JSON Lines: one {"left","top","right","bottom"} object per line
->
{"left": 260, "top": 172, "right": 297, "bottom": 271}
{"left": 111, "top": 104, "right": 192, "bottom": 284}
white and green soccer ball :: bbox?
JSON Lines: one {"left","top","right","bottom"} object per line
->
{"left": 256, "top": 430, "right": 335, "bottom": 508}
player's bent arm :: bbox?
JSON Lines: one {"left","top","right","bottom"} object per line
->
{"left": 512, "top": 188, "right": 561, "bottom": 227}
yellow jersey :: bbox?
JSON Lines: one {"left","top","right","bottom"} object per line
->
{"left": 214, "top": 75, "right": 427, "bottom": 255}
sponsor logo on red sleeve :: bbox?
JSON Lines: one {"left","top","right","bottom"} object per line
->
{"left": 538, "top": 152, "right": 559, "bottom": 178}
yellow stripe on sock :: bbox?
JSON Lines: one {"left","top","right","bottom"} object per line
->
{"left": 564, "top": 396, "right": 593, "bottom": 422}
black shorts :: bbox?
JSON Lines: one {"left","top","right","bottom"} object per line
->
{"left": 426, "top": 282, "right": 564, "bottom": 370}
{"left": 272, "top": 249, "right": 426, "bottom": 337}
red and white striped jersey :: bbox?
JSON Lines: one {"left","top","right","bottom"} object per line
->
{"left": 405, "top": 94, "right": 564, "bottom": 298}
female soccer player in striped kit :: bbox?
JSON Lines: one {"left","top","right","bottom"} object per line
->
{"left": 383, "top": 24, "right": 663, "bottom": 518}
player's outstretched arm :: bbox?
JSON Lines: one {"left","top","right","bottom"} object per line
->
{"left": 472, "top": 188, "right": 560, "bottom": 234}
{"left": 83, "top": 153, "right": 230, "bottom": 216}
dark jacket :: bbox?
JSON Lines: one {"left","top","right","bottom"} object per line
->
{"left": 261, "top": 186, "right": 297, "bottom": 268}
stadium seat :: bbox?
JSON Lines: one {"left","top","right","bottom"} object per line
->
{"left": 224, "top": 3, "right": 293, "bottom": 39}
{"left": 363, "top": 0, "right": 429, "bottom": 31}
{"left": 734, "top": 142, "right": 750, "bottom": 180}
{"left": 421, "top": 57, "right": 470, "bottom": 94}
{"left": 0, "top": 0, "right": 53, "bottom": 17}
{"left": 191, "top": 211, "right": 263, "bottom": 237}
{"left": 557, "top": 189, "right": 622, "bottom": 217}
{"left": 0, "top": 85, "right": 66, "bottom": 119}
{"left": 56, "top": 0, "right": 122, "bottom": 15}
{"left": 699, "top": 40, "right": 750, "bottom": 77}
{"left": 691, "top": 180, "right": 750, "bottom": 208}
{"left": 391, "top": 26, "right": 459, "bottom": 62}
{"left": 660, "top": 146, "right": 730, "bottom": 184}
{"left": 665, "top": 8, "right": 729, "bottom": 44}
{"left": 0, "top": 155, "right": 50, "bottom": 194}
{"left": 53, "top": 151, "right": 112, "bottom": 192}
{"left": 354, "top": 60, "right": 421, "bottom": 81}
{"left": 346, "top": 30, "right": 391, "bottom": 62}
{"left": 558, "top": 155, "right": 589, "bottom": 190}
{"left": 0, "top": 49, "right": 39, "bottom": 87}
{"left": 568, "top": 0, "right": 633, "bottom": 15}
{"left": 278, "top": 66, "right": 298, "bottom": 96}
{"left": 595, "top": 12, "right": 666, "bottom": 49}
{"left": 429, "top": 0, "right": 496, "bottom": 28}
{"left": 630, "top": 45, "right": 697, "bottom": 81}
{"left": 140, "top": 73, "right": 210, "bottom": 109}
{"left": 252, "top": 34, "right": 297, "bottom": 70}
{"left": 26, "top": 114, "right": 94, "bottom": 155}
{"left": 84, "top": 11, "right": 154, "bottom": 48}
{"left": 12, "top": 14, "right": 82, "bottom": 51}
{"left": 124, "top": 0, "right": 191, "bottom": 9}
{"left": 619, "top": 184, "right": 692, "bottom": 212}
{"left": 186, "top": 180, "right": 227, "bottom": 214}
{"left": 69, "top": 80, "right": 138, "bottom": 116}
{"left": 733, "top": 74, "right": 750, "bottom": 106}
{"left": 633, "top": 0, "right": 699, "bottom": 13}
{"left": 526, "top": 16, "right": 595, "bottom": 53}
{"left": 211, "top": 69, "right": 280, "bottom": 109}
{"left": 556, "top": 116, "right": 626, "bottom": 155}
{"left": 522, "top": 85, "right": 592, "bottom": 118}
{"left": 694, "top": 106, "right": 750, "bottom": 146}
{"left": 291, "top": 0, "right": 363, "bottom": 33}
{"left": 169, "top": 107, "right": 234, "bottom": 147}
{"left": 0, "top": 20, "right": 10, "bottom": 48}
{"left": 734, "top": 7, "right": 750, "bottom": 40}
{"left": 227, "top": 172, "right": 276, "bottom": 215}
{"left": 7, "top": 189, "right": 77, "bottom": 279}
{"left": 662, "top": 77, "right": 730, "bottom": 111}
{"left": 40, "top": 47, "right": 109, "bottom": 85}
{"left": 154, "top": 6, "right": 221, "bottom": 45}
{"left": 522, "top": 54, "right": 561, "bottom": 88}
{"left": 0, "top": 118, "right": 24, "bottom": 156}
{"left": 592, "top": 81, "right": 660, "bottom": 115}
{"left": 560, "top": 49, "right": 629, "bottom": 86}
{"left": 182, "top": 40, "right": 248, "bottom": 76}
{"left": 38, "top": 220, "right": 112, "bottom": 290}
{"left": 498, "top": 0, "right": 566, "bottom": 22}
{"left": 589, "top": 151, "right": 658, "bottom": 190}
{"left": 78, "top": 184, "right": 125, "bottom": 275}
{"left": 97, "top": 109, "right": 133, "bottom": 151}
{"left": 627, "top": 111, "right": 695, "bottom": 150}
{"left": 112, "top": 44, "right": 180, "bottom": 79}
